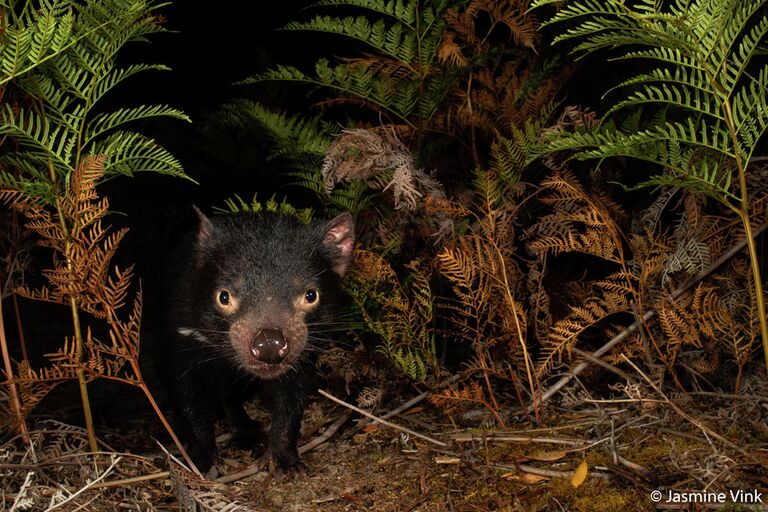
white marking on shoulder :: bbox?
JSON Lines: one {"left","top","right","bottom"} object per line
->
{"left": 177, "top": 327, "right": 210, "bottom": 344}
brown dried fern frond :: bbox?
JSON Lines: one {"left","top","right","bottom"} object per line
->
{"left": 436, "top": 32, "right": 469, "bottom": 68}
{"left": 526, "top": 257, "right": 552, "bottom": 342}
{"left": 430, "top": 381, "right": 487, "bottom": 416}
{"left": 526, "top": 171, "right": 626, "bottom": 265}
{"left": 340, "top": 56, "right": 416, "bottom": 81}
{"left": 710, "top": 260, "right": 758, "bottom": 389}
{"left": 437, "top": 0, "right": 563, "bottom": 147}
{"left": 630, "top": 229, "right": 674, "bottom": 300}
{"left": 169, "top": 457, "right": 257, "bottom": 512}
{"left": 9, "top": 360, "right": 79, "bottom": 420}
{"left": 436, "top": 171, "right": 535, "bottom": 415}
{"left": 321, "top": 128, "right": 445, "bottom": 211}
{"left": 537, "top": 284, "right": 633, "bottom": 378}
{"left": 656, "top": 293, "right": 702, "bottom": 367}
{"left": 1, "top": 156, "right": 145, "bottom": 425}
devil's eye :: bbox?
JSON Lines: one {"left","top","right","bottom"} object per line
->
{"left": 218, "top": 290, "right": 230, "bottom": 305}
{"left": 305, "top": 289, "right": 318, "bottom": 304}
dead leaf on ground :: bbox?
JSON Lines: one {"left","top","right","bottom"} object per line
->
{"left": 571, "top": 460, "right": 588, "bottom": 487}
{"left": 527, "top": 450, "right": 568, "bottom": 462}
{"left": 502, "top": 472, "right": 549, "bottom": 484}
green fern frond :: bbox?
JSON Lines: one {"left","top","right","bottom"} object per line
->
{"left": 218, "top": 99, "right": 335, "bottom": 159}
{"left": 0, "top": 104, "right": 76, "bottom": 174}
{"left": 85, "top": 104, "right": 189, "bottom": 145}
{"left": 310, "top": 0, "right": 421, "bottom": 26}
{"left": 380, "top": 345, "right": 428, "bottom": 382}
{"left": 215, "top": 193, "right": 315, "bottom": 224}
{"left": 283, "top": 16, "right": 418, "bottom": 64}
{"left": 605, "top": 81, "right": 722, "bottom": 120}
{"left": 533, "top": 0, "right": 768, "bottom": 184}
{"left": 732, "top": 67, "right": 768, "bottom": 157}
{"left": 91, "top": 131, "right": 186, "bottom": 178}
{"left": 1, "top": 0, "right": 190, "bottom": 194}
{"left": 90, "top": 63, "right": 171, "bottom": 106}
{"left": 491, "top": 104, "right": 555, "bottom": 184}
{"left": 240, "top": 0, "right": 450, "bottom": 126}
{"left": 0, "top": 2, "right": 80, "bottom": 85}
{"left": 533, "top": 0, "right": 768, "bottom": 370}
{"left": 297, "top": 0, "right": 446, "bottom": 65}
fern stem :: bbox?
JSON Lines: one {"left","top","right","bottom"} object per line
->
{"left": 69, "top": 294, "right": 98, "bottom": 454}
{"left": 11, "top": 293, "right": 28, "bottom": 362}
{"left": 721, "top": 97, "right": 768, "bottom": 372}
{"left": 137, "top": 379, "right": 202, "bottom": 477}
{"left": 50, "top": 162, "right": 98, "bottom": 454}
{"left": 494, "top": 242, "right": 539, "bottom": 420}
{"left": 0, "top": 294, "right": 30, "bottom": 446}
{"left": 483, "top": 173, "right": 540, "bottom": 419}
{"left": 739, "top": 212, "right": 768, "bottom": 370}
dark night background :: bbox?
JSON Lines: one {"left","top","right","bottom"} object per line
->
{"left": 103, "top": 1, "right": 327, "bottom": 328}
{"left": 14, "top": 1, "right": 339, "bottom": 425}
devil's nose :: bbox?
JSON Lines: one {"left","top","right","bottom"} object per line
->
{"left": 250, "top": 328, "right": 289, "bottom": 364}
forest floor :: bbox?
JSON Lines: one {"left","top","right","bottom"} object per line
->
{"left": 2, "top": 365, "right": 767, "bottom": 512}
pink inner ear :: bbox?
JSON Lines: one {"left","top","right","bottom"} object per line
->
{"left": 339, "top": 238, "right": 353, "bottom": 257}
{"left": 324, "top": 213, "right": 355, "bottom": 276}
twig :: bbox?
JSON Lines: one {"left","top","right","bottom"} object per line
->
{"left": 318, "top": 389, "right": 447, "bottom": 447}
{"left": 377, "top": 391, "right": 430, "bottom": 422}
{"left": 530, "top": 222, "right": 768, "bottom": 413}
{"left": 299, "top": 411, "right": 351, "bottom": 455}
{"left": 615, "top": 454, "right": 652, "bottom": 479}
{"left": 0, "top": 294, "right": 29, "bottom": 446}
{"left": 583, "top": 398, "right": 665, "bottom": 404}
{"left": 44, "top": 455, "right": 121, "bottom": 511}
{"left": 686, "top": 391, "right": 768, "bottom": 401}
{"left": 621, "top": 355, "right": 755, "bottom": 461}
{"left": 348, "top": 390, "right": 430, "bottom": 438}
{"left": 90, "top": 471, "right": 170, "bottom": 490}
{"left": 11, "top": 293, "right": 27, "bottom": 362}
{"left": 572, "top": 347, "right": 636, "bottom": 383}
{"left": 493, "top": 462, "right": 611, "bottom": 480}
{"left": 9, "top": 471, "right": 33, "bottom": 512}
{"left": 450, "top": 433, "right": 584, "bottom": 447}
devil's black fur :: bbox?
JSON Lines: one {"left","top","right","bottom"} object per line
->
{"left": 167, "top": 209, "right": 354, "bottom": 474}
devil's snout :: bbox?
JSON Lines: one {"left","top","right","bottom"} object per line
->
{"left": 249, "top": 328, "right": 289, "bottom": 365}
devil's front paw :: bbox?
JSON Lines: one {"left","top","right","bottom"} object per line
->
{"left": 187, "top": 442, "right": 217, "bottom": 478}
{"left": 258, "top": 449, "right": 306, "bottom": 475}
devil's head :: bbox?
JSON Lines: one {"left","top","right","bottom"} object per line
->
{"left": 183, "top": 209, "right": 354, "bottom": 379}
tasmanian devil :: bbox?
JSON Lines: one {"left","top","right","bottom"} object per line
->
{"left": 167, "top": 208, "right": 354, "bottom": 475}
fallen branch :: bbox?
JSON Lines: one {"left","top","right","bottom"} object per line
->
{"left": 530, "top": 223, "right": 768, "bottom": 413}
{"left": 347, "top": 390, "right": 430, "bottom": 438}
{"left": 621, "top": 355, "right": 755, "bottom": 461}
{"left": 450, "top": 433, "right": 584, "bottom": 447}
{"left": 299, "top": 411, "right": 351, "bottom": 455}
{"left": 318, "top": 389, "right": 448, "bottom": 448}
{"left": 493, "top": 462, "right": 611, "bottom": 480}
{"left": 90, "top": 471, "right": 170, "bottom": 490}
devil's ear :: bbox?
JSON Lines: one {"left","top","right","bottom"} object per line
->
{"left": 193, "top": 205, "right": 214, "bottom": 244}
{"left": 321, "top": 212, "right": 355, "bottom": 277}
{"left": 192, "top": 205, "right": 216, "bottom": 268}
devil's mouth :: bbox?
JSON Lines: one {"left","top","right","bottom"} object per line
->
{"left": 245, "top": 355, "right": 292, "bottom": 377}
